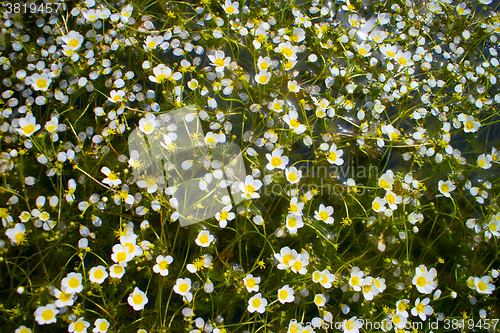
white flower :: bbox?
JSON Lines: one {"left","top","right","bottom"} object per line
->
{"left": 477, "top": 154, "right": 492, "bottom": 169}
{"left": 274, "top": 246, "right": 298, "bottom": 270}
{"left": 34, "top": 303, "right": 59, "bottom": 325}
{"left": 243, "top": 274, "right": 261, "bottom": 292}
{"left": 68, "top": 317, "right": 90, "bottom": 333}
{"left": 240, "top": 175, "right": 262, "bottom": 199}
{"left": 61, "top": 31, "right": 84, "bottom": 50}
{"left": 277, "top": 285, "right": 295, "bottom": 304}
{"left": 412, "top": 265, "right": 438, "bottom": 294}
{"left": 283, "top": 110, "right": 306, "bottom": 134}
{"left": 89, "top": 266, "right": 108, "bottom": 284}
{"left": 342, "top": 316, "right": 363, "bottom": 333}
{"left": 222, "top": 0, "right": 239, "bottom": 15}
{"left": 285, "top": 167, "right": 302, "bottom": 184}
{"left": 5, "top": 223, "right": 26, "bottom": 245}
{"left": 287, "top": 80, "right": 301, "bottom": 93}
{"left": 16, "top": 113, "right": 41, "bottom": 137}
{"left": 266, "top": 148, "right": 289, "bottom": 170}
{"left": 128, "top": 287, "right": 148, "bottom": 311}
{"left": 195, "top": 230, "right": 214, "bottom": 247}
{"left": 438, "top": 180, "right": 455, "bottom": 197}
{"left": 153, "top": 255, "right": 173, "bottom": 276}
{"left": 372, "top": 197, "right": 386, "bottom": 213}
{"left": 61, "top": 272, "right": 83, "bottom": 294}
{"left": 255, "top": 70, "right": 271, "bottom": 85}
{"left": 101, "top": 167, "right": 122, "bottom": 187}
{"left": 474, "top": 276, "right": 495, "bottom": 294}
{"left": 108, "top": 90, "right": 125, "bottom": 103}
{"left": 93, "top": 318, "right": 110, "bottom": 333}
{"left": 349, "top": 270, "right": 364, "bottom": 291}
{"left": 208, "top": 50, "right": 231, "bottom": 72}
{"left": 247, "top": 293, "right": 267, "bottom": 313}
{"left": 314, "top": 204, "right": 334, "bottom": 224}
{"left": 109, "top": 264, "right": 126, "bottom": 279}
{"left": 411, "top": 297, "right": 433, "bottom": 321}
{"left": 174, "top": 278, "right": 193, "bottom": 302}
{"left": 144, "top": 35, "right": 164, "bottom": 51}
{"left": 30, "top": 72, "right": 52, "bottom": 91}
{"left": 327, "top": 144, "right": 344, "bottom": 165}
{"left": 285, "top": 213, "right": 303, "bottom": 234}
{"left": 139, "top": 113, "right": 157, "bottom": 135}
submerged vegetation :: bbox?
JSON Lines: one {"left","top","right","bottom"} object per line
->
{"left": 0, "top": 0, "right": 500, "bottom": 332}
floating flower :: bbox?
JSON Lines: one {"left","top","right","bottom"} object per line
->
{"left": 247, "top": 293, "right": 267, "bottom": 313}
{"left": 314, "top": 204, "right": 334, "bottom": 224}
{"left": 438, "top": 180, "right": 455, "bottom": 198}
{"left": 128, "top": 287, "right": 148, "bottom": 311}
{"left": 195, "top": 230, "right": 215, "bottom": 247}
{"left": 153, "top": 255, "right": 174, "bottom": 276}
{"left": 277, "top": 285, "right": 295, "bottom": 304}
{"left": 16, "top": 113, "right": 41, "bottom": 137}
{"left": 243, "top": 274, "right": 261, "bottom": 293}
{"left": 174, "top": 278, "right": 193, "bottom": 302}
{"left": 34, "top": 303, "right": 59, "bottom": 325}
{"left": 89, "top": 266, "right": 108, "bottom": 284}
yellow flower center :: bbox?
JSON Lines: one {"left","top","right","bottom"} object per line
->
{"left": 397, "top": 57, "right": 407, "bottom": 66}
{"left": 258, "top": 75, "right": 268, "bottom": 84}
{"left": 99, "top": 322, "right": 108, "bottom": 331}
{"left": 42, "top": 309, "right": 54, "bottom": 321}
{"left": 373, "top": 201, "right": 381, "bottom": 211}
{"left": 247, "top": 278, "right": 256, "bottom": 288}
{"left": 292, "top": 260, "right": 302, "bottom": 271}
{"left": 113, "top": 265, "right": 124, "bottom": 274}
{"left": 283, "top": 254, "right": 293, "bottom": 266}
{"left": 345, "top": 320, "right": 355, "bottom": 330}
{"left": 214, "top": 58, "right": 225, "bottom": 67}
{"left": 36, "top": 78, "right": 48, "bottom": 89}
{"left": 68, "top": 39, "right": 79, "bottom": 48}
{"left": 279, "top": 290, "right": 288, "bottom": 299}
{"left": 199, "top": 234, "right": 209, "bottom": 244}
{"left": 156, "top": 74, "right": 167, "bottom": 83}
{"left": 147, "top": 41, "right": 156, "bottom": 48}
{"left": 416, "top": 302, "right": 425, "bottom": 313}
{"left": 133, "top": 294, "right": 143, "bottom": 304}
{"left": 74, "top": 322, "right": 86, "bottom": 332}
{"left": 159, "top": 260, "right": 169, "bottom": 271}
{"left": 283, "top": 48, "right": 294, "bottom": 58}
{"left": 252, "top": 298, "right": 261, "bottom": 308}
{"left": 289, "top": 119, "right": 300, "bottom": 128}
{"left": 117, "top": 252, "right": 127, "bottom": 262}
{"left": 23, "top": 124, "right": 36, "bottom": 135}
{"left": 319, "top": 211, "right": 329, "bottom": 221}
{"left": 465, "top": 121, "right": 474, "bottom": 130}
{"left": 329, "top": 151, "right": 337, "bottom": 161}
{"left": 387, "top": 50, "right": 395, "bottom": 58}
{"left": 271, "top": 156, "right": 282, "bottom": 167}
{"left": 360, "top": 48, "right": 368, "bottom": 55}
{"left": 94, "top": 269, "right": 104, "bottom": 280}
{"left": 288, "top": 217, "right": 297, "bottom": 228}
{"left": 15, "top": 232, "right": 25, "bottom": 244}
{"left": 108, "top": 172, "right": 119, "bottom": 181}
{"left": 220, "top": 210, "right": 229, "bottom": 221}
{"left": 477, "top": 281, "right": 487, "bottom": 291}
{"left": 288, "top": 173, "right": 298, "bottom": 182}
{"left": 142, "top": 122, "right": 153, "bottom": 133}
{"left": 68, "top": 277, "right": 79, "bottom": 289}
{"left": 440, "top": 184, "right": 449, "bottom": 193}
{"left": 226, "top": 6, "right": 235, "bottom": 14}
{"left": 245, "top": 184, "right": 255, "bottom": 194}
{"left": 179, "top": 283, "right": 189, "bottom": 293}
{"left": 351, "top": 276, "right": 359, "bottom": 286}
{"left": 60, "top": 290, "right": 71, "bottom": 302}
{"left": 113, "top": 95, "right": 122, "bottom": 102}
{"left": 416, "top": 276, "right": 427, "bottom": 287}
